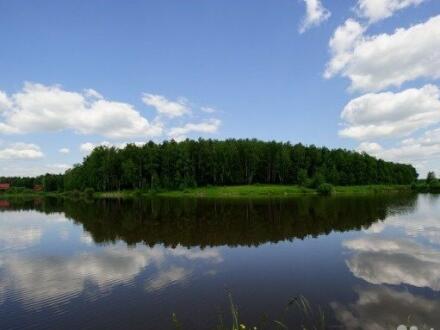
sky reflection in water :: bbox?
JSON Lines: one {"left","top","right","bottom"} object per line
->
{"left": 0, "top": 194, "right": 439, "bottom": 329}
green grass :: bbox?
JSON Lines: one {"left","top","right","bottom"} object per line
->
{"left": 333, "top": 184, "right": 411, "bottom": 194}
{"left": 160, "top": 184, "right": 411, "bottom": 198}
{"left": 0, "top": 184, "right": 413, "bottom": 200}
{"left": 97, "top": 184, "right": 411, "bottom": 199}
{"left": 160, "top": 185, "right": 315, "bottom": 198}
{"left": 0, "top": 191, "right": 58, "bottom": 198}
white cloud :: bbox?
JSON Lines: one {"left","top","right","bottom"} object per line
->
{"left": 358, "top": 142, "right": 383, "bottom": 154}
{"left": 0, "top": 82, "right": 163, "bottom": 139}
{"left": 340, "top": 85, "right": 440, "bottom": 140}
{"left": 169, "top": 246, "right": 223, "bottom": 263}
{"left": 0, "top": 227, "right": 42, "bottom": 250}
{"left": 0, "top": 83, "right": 223, "bottom": 176}
{"left": 361, "top": 133, "right": 440, "bottom": 161}
{"left": 0, "top": 246, "right": 159, "bottom": 306}
{"left": 358, "top": 128, "right": 440, "bottom": 175}
{"left": 142, "top": 93, "right": 190, "bottom": 118}
{"left": 79, "top": 142, "right": 95, "bottom": 154}
{"left": 331, "top": 286, "right": 440, "bottom": 329}
{"left": 357, "top": 0, "right": 426, "bottom": 23}
{"left": 49, "top": 163, "right": 72, "bottom": 172}
{"left": 84, "top": 88, "right": 103, "bottom": 99}
{"left": 0, "top": 143, "right": 43, "bottom": 160}
{"left": 79, "top": 141, "right": 111, "bottom": 155}
{"left": 79, "top": 141, "right": 148, "bottom": 155}
{"left": 325, "top": 15, "right": 440, "bottom": 92}
{"left": 0, "top": 163, "right": 71, "bottom": 177}
{"left": 369, "top": 195, "right": 440, "bottom": 244}
{"left": 325, "top": 19, "right": 366, "bottom": 79}
{"left": 0, "top": 91, "right": 11, "bottom": 112}
{"left": 0, "top": 207, "right": 224, "bottom": 308}
{"left": 200, "top": 106, "right": 217, "bottom": 114}
{"left": 299, "top": 0, "right": 331, "bottom": 33}
{"left": 0, "top": 211, "right": 68, "bottom": 252}
{"left": 168, "top": 119, "right": 221, "bottom": 141}
{"left": 145, "top": 266, "right": 191, "bottom": 292}
{"left": 344, "top": 236, "right": 440, "bottom": 290}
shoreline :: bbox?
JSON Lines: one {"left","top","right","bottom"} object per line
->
{"left": 0, "top": 184, "right": 414, "bottom": 199}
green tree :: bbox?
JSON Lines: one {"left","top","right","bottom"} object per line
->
{"left": 427, "top": 171, "right": 437, "bottom": 184}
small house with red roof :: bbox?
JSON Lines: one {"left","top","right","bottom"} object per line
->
{"left": 0, "top": 183, "right": 10, "bottom": 191}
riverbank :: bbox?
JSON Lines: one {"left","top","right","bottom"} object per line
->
{"left": 96, "top": 184, "right": 412, "bottom": 198}
{"left": 0, "top": 184, "right": 415, "bottom": 200}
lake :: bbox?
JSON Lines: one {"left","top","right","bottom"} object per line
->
{"left": 0, "top": 194, "right": 439, "bottom": 329}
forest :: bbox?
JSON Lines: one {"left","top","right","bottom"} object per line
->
{"left": 1, "top": 139, "right": 418, "bottom": 192}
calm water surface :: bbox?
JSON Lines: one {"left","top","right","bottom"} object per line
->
{"left": 0, "top": 194, "right": 439, "bottom": 329}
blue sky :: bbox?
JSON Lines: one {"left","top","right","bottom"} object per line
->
{"left": 1, "top": 0, "right": 440, "bottom": 176}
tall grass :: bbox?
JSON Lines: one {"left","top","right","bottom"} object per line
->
{"left": 172, "top": 293, "right": 329, "bottom": 330}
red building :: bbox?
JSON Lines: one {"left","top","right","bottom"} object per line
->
{"left": 33, "top": 184, "right": 44, "bottom": 192}
{"left": 0, "top": 183, "right": 10, "bottom": 191}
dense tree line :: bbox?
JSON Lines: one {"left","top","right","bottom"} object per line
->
{"left": 0, "top": 174, "right": 64, "bottom": 192}
{"left": 1, "top": 139, "right": 418, "bottom": 192}
{"left": 63, "top": 139, "right": 417, "bottom": 191}
{"left": 413, "top": 171, "right": 440, "bottom": 193}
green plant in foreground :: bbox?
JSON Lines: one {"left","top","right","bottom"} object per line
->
{"left": 172, "top": 294, "right": 327, "bottom": 330}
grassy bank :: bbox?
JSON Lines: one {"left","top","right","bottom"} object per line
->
{"left": 0, "top": 184, "right": 414, "bottom": 200}
{"left": 96, "top": 184, "right": 412, "bottom": 199}
{"left": 0, "top": 191, "right": 58, "bottom": 199}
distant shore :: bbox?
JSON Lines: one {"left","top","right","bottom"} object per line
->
{"left": 97, "top": 184, "right": 413, "bottom": 198}
{"left": 0, "top": 184, "right": 415, "bottom": 200}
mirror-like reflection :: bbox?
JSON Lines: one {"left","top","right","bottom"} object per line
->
{"left": 1, "top": 193, "right": 439, "bottom": 329}
{"left": 4, "top": 194, "right": 417, "bottom": 247}
{"left": 331, "top": 285, "right": 440, "bottom": 328}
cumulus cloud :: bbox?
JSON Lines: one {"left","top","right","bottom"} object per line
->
{"left": 0, "top": 91, "right": 11, "bottom": 112}
{"left": 0, "top": 227, "right": 42, "bottom": 250}
{"left": 372, "top": 195, "right": 440, "bottom": 244}
{"left": 0, "top": 211, "right": 66, "bottom": 250}
{"left": 7, "top": 164, "right": 71, "bottom": 177}
{"left": 168, "top": 119, "right": 221, "bottom": 141}
{"left": 344, "top": 237, "right": 440, "bottom": 290}
{"left": 358, "top": 128, "right": 440, "bottom": 175}
{"left": 0, "top": 82, "right": 223, "bottom": 176}
{"left": 325, "top": 19, "right": 366, "bottom": 79}
{"left": 325, "top": 15, "right": 440, "bottom": 92}
{"left": 142, "top": 93, "right": 190, "bottom": 118}
{"left": 358, "top": 142, "right": 383, "bottom": 154}
{"left": 0, "top": 247, "right": 159, "bottom": 306}
{"left": 0, "top": 83, "right": 163, "bottom": 139}
{"left": 299, "top": 0, "right": 331, "bottom": 33}
{"left": 340, "top": 85, "right": 440, "bottom": 140}
{"left": 79, "top": 141, "right": 112, "bottom": 155}
{"left": 145, "top": 266, "right": 191, "bottom": 292}
{"left": 0, "top": 143, "right": 43, "bottom": 160}
{"left": 331, "top": 286, "right": 440, "bottom": 329}
{"left": 357, "top": 0, "right": 427, "bottom": 23}
{"left": 79, "top": 141, "right": 149, "bottom": 155}
{"left": 0, "top": 207, "right": 224, "bottom": 308}
{"left": 84, "top": 88, "right": 103, "bottom": 99}
{"left": 360, "top": 132, "right": 440, "bottom": 162}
